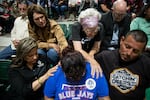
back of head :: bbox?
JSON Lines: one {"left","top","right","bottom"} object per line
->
{"left": 61, "top": 46, "right": 86, "bottom": 82}
{"left": 27, "top": 4, "right": 48, "bottom": 28}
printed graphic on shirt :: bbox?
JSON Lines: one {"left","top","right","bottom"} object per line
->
{"left": 86, "top": 78, "right": 96, "bottom": 90}
{"left": 37, "top": 60, "right": 44, "bottom": 67}
{"left": 110, "top": 68, "right": 139, "bottom": 93}
{"left": 81, "top": 37, "right": 92, "bottom": 44}
{"left": 58, "top": 78, "right": 96, "bottom": 100}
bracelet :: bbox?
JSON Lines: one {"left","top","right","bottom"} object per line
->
{"left": 38, "top": 78, "right": 42, "bottom": 85}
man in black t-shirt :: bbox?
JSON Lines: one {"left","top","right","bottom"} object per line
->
{"left": 95, "top": 30, "right": 150, "bottom": 100}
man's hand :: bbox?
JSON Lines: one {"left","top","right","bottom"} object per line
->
{"left": 12, "top": 39, "right": 20, "bottom": 48}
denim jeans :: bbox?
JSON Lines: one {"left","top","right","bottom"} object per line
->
{"left": 38, "top": 48, "right": 59, "bottom": 66}
{"left": 54, "top": 5, "right": 67, "bottom": 16}
{"left": 0, "top": 45, "right": 16, "bottom": 59}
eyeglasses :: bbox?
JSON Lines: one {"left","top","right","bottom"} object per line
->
{"left": 114, "top": 11, "right": 126, "bottom": 17}
{"left": 19, "top": 8, "right": 26, "bottom": 11}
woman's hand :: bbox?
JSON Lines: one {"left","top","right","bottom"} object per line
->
{"left": 32, "top": 66, "right": 58, "bottom": 91}
{"left": 49, "top": 43, "right": 60, "bottom": 53}
{"left": 90, "top": 59, "right": 103, "bottom": 78}
{"left": 46, "top": 66, "right": 58, "bottom": 78}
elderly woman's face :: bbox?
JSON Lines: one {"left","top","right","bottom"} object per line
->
{"left": 83, "top": 26, "right": 98, "bottom": 38}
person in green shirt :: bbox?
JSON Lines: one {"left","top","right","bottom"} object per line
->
{"left": 146, "top": 87, "right": 150, "bottom": 100}
{"left": 130, "top": 3, "right": 150, "bottom": 56}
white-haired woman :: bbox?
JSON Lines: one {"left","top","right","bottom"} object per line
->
{"left": 69, "top": 8, "right": 104, "bottom": 77}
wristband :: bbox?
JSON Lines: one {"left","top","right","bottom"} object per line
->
{"left": 38, "top": 78, "right": 42, "bottom": 85}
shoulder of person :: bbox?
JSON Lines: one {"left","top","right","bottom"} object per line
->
{"left": 85, "top": 62, "right": 106, "bottom": 80}
{"left": 15, "top": 16, "right": 22, "bottom": 20}
{"left": 73, "top": 21, "right": 81, "bottom": 26}
{"left": 50, "top": 66, "right": 63, "bottom": 79}
{"left": 124, "top": 13, "right": 132, "bottom": 21}
{"left": 9, "top": 64, "right": 27, "bottom": 73}
{"left": 98, "top": 22, "right": 104, "bottom": 29}
{"left": 133, "top": 17, "right": 144, "bottom": 21}
{"left": 102, "top": 11, "right": 111, "bottom": 17}
{"left": 140, "top": 54, "right": 150, "bottom": 62}
{"left": 49, "top": 19, "right": 61, "bottom": 28}
{"left": 72, "top": 22, "right": 82, "bottom": 29}
{"left": 100, "top": 50, "right": 118, "bottom": 58}
{"left": 101, "top": 11, "right": 112, "bottom": 21}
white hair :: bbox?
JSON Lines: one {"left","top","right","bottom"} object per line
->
{"left": 78, "top": 8, "right": 101, "bottom": 23}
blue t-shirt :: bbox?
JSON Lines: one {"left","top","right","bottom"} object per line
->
{"left": 44, "top": 62, "right": 109, "bottom": 100}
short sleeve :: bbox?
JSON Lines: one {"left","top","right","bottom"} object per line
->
{"left": 71, "top": 22, "right": 82, "bottom": 41}
{"left": 93, "top": 23, "right": 104, "bottom": 42}
{"left": 44, "top": 74, "right": 56, "bottom": 98}
{"left": 43, "top": 67, "right": 62, "bottom": 98}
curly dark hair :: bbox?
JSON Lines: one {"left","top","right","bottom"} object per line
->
{"left": 61, "top": 46, "right": 86, "bottom": 82}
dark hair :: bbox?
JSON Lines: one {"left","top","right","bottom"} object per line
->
{"left": 61, "top": 46, "right": 86, "bottom": 82}
{"left": 125, "top": 30, "right": 148, "bottom": 49}
{"left": 27, "top": 4, "right": 49, "bottom": 29}
{"left": 11, "top": 37, "right": 38, "bottom": 67}
{"left": 138, "top": 2, "right": 150, "bottom": 18}
{"left": 18, "top": 0, "right": 29, "bottom": 6}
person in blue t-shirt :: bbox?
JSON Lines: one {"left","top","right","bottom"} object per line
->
{"left": 44, "top": 46, "right": 110, "bottom": 100}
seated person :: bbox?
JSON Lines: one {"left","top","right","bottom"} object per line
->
{"left": 0, "top": 0, "right": 29, "bottom": 59}
{"left": 51, "top": 0, "right": 68, "bottom": 21}
{"left": 95, "top": 30, "right": 150, "bottom": 100}
{"left": 69, "top": 8, "right": 103, "bottom": 77}
{"left": 27, "top": 4, "right": 68, "bottom": 66}
{"left": 44, "top": 46, "right": 110, "bottom": 100}
{"left": 100, "top": 0, "right": 131, "bottom": 51}
{"left": 0, "top": 0, "right": 15, "bottom": 34}
{"left": 130, "top": 3, "right": 150, "bottom": 57}
{"left": 7, "top": 37, "right": 57, "bottom": 100}
{"left": 68, "top": 0, "right": 78, "bottom": 21}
